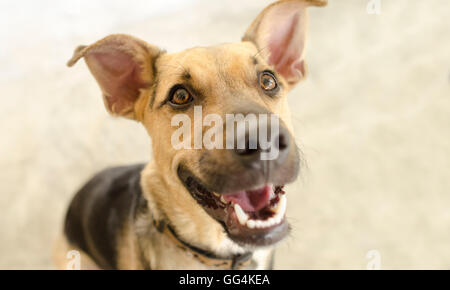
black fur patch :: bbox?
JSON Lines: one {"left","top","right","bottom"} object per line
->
{"left": 64, "top": 164, "right": 145, "bottom": 269}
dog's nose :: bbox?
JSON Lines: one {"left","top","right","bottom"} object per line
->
{"left": 234, "top": 124, "right": 290, "bottom": 168}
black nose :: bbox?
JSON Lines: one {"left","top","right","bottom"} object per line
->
{"left": 234, "top": 124, "right": 290, "bottom": 168}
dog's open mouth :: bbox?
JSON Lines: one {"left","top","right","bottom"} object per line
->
{"left": 178, "top": 166, "right": 289, "bottom": 246}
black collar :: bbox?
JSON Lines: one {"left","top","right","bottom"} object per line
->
{"left": 154, "top": 220, "right": 253, "bottom": 269}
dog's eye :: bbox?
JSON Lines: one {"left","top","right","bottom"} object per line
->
{"left": 260, "top": 72, "right": 278, "bottom": 91}
{"left": 169, "top": 87, "right": 192, "bottom": 106}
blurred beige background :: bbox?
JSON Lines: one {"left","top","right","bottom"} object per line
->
{"left": 1, "top": 0, "right": 449, "bottom": 269}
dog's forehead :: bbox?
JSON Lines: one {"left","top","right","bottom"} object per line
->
{"left": 157, "top": 42, "right": 260, "bottom": 77}
{"left": 149, "top": 42, "right": 273, "bottom": 111}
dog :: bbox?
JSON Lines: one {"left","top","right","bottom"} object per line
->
{"left": 53, "top": 0, "right": 327, "bottom": 270}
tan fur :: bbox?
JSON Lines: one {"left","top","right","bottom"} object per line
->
{"left": 139, "top": 43, "right": 292, "bottom": 257}
{"left": 116, "top": 223, "right": 144, "bottom": 270}
{"left": 55, "top": 0, "right": 326, "bottom": 269}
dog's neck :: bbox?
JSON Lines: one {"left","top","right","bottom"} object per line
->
{"left": 151, "top": 219, "right": 253, "bottom": 269}
{"left": 139, "top": 162, "right": 249, "bottom": 257}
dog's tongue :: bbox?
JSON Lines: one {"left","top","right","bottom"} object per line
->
{"left": 223, "top": 185, "right": 272, "bottom": 212}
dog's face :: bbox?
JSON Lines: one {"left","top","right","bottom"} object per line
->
{"left": 68, "top": 0, "right": 326, "bottom": 249}
{"left": 145, "top": 42, "right": 300, "bottom": 247}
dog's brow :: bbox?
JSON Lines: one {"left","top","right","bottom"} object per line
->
{"left": 154, "top": 73, "right": 200, "bottom": 110}
{"left": 150, "top": 64, "right": 192, "bottom": 110}
{"left": 183, "top": 71, "right": 191, "bottom": 80}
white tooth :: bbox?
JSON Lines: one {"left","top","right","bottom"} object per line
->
{"left": 234, "top": 204, "right": 248, "bottom": 225}
{"left": 220, "top": 195, "right": 227, "bottom": 204}
{"left": 272, "top": 194, "right": 287, "bottom": 213}
{"left": 274, "top": 214, "right": 281, "bottom": 224}
{"left": 255, "top": 219, "right": 274, "bottom": 228}
{"left": 271, "top": 202, "right": 279, "bottom": 212}
{"left": 213, "top": 192, "right": 220, "bottom": 197}
{"left": 271, "top": 197, "right": 282, "bottom": 211}
{"left": 271, "top": 195, "right": 287, "bottom": 224}
{"left": 269, "top": 186, "right": 276, "bottom": 199}
{"left": 244, "top": 195, "right": 287, "bottom": 229}
{"left": 278, "top": 194, "right": 287, "bottom": 216}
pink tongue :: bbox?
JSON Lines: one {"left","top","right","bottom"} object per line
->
{"left": 223, "top": 185, "right": 272, "bottom": 212}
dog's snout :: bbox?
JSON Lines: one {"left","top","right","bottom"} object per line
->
{"left": 233, "top": 122, "right": 291, "bottom": 167}
{"left": 277, "top": 133, "right": 288, "bottom": 151}
{"left": 235, "top": 142, "right": 259, "bottom": 156}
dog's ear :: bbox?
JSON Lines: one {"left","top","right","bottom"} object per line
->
{"left": 67, "top": 34, "right": 161, "bottom": 119}
{"left": 243, "top": 0, "right": 326, "bottom": 86}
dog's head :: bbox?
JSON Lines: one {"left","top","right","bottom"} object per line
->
{"left": 68, "top": 0, "right": 326, "bottom": 250}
